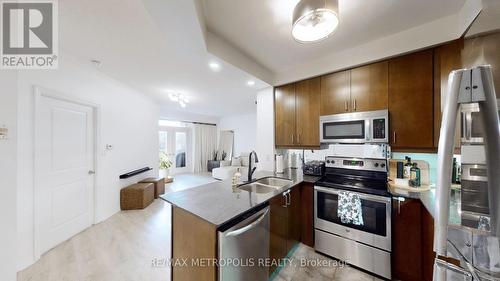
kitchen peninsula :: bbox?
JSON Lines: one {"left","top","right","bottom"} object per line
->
{"left": 160, "top": 169, "right": 320, "bottom": 281}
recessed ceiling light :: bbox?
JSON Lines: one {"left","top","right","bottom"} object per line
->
{"left": 209, "top": 62, "right": 221, "bottom": 71}
{"left": 247, "top": 80, "right": 255, "bottom": 86}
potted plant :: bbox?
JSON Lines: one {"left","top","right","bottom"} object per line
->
{"left": 159, "top": 151, "right": 172, "bottom": 178}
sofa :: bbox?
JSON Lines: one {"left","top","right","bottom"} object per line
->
{"left": 212, "top": 153, "right": 252, "bottom": 181}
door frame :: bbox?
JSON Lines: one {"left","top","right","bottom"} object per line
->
{"left": 158, "top": 125, "right": 192, "bottom": 175}
{"left": 33, "top": 86, "right": 101, "bottom": 259}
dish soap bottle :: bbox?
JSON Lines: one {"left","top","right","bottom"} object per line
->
{"left": 409, "top": 163, "right": 421, "bottom": 187}
{"left": 404, "top": 157, "right": 412, "bottom": 179}
{"left": 232, "top": 168, "right": 241, "bottom": 187}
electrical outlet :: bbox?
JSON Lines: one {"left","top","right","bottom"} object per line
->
{"left": 0, "top": 126, "right": 8, "bottom": 140}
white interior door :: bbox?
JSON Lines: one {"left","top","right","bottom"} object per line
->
{"left": 159, "top": 126, "right": 191, "bottom": 174}
{"left": 35, "top": 94, "right": 95, "bottom": 255}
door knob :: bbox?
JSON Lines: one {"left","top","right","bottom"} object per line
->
{"left": 88, "top": 170, "right": 95, "bottom": 175}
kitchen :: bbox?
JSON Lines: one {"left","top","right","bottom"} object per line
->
{"left": 160, "top": 2, "right": 500, "bottom": 281}
{"left": 5, "top": 1, "right": 500, "bottom": 281}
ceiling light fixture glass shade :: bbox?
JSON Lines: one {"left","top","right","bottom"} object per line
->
{"left": 292, "top": 0, "right": 339, "bottom": 43}
{"left": 168, "top": 92, "right": 189, "bottom": 108}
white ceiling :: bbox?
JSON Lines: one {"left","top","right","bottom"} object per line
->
{"left": 59, "top": 0, "right": 483, "bottom": 117}
{"left": 201, "top": 0, "right": 486, "bottom": 84}
{"left": 59, "top": 0, "right": 269, "bottom": 117}
{"left": 203, "top": 0, "right": 466, "bottom": 74}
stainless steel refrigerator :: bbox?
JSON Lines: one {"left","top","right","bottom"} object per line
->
{"left": 434, "top": 66, "right": 500, "bottom": 280}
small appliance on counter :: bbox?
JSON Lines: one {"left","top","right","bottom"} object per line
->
{"left": 303, "top": 160, "right": 325, "bottom": 176}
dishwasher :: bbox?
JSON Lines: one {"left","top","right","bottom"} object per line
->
{"left": 218, "top": 205, "right": 270, "bottom": 281}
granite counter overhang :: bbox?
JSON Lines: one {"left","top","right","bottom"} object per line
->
{"left": 160, "top": 169, "right": 320, "bottom": 227}
{"left": 160, "top": 168, "right": 461, "bottom": 227}
{"left": 389, "top": 186, "right": 462, "bottom": 225}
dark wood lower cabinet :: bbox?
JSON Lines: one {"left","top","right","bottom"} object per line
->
{"left": 300, "top": 183, "right": 315, "bottom": 247}
{"left": 287, "top": 186, "right": 301, "bottom": 250}
{"left": 269, "top": 185, "right": 301, "bottom": 275}
{"left": 392, "top": 198, "right": 435, "bottom": 281}
{"left": 269, "top": 194, "right": 288, "bottom": 275}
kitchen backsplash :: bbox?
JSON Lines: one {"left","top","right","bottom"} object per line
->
{"left": 277, "top": 147, "right": 461, "bottom": 185}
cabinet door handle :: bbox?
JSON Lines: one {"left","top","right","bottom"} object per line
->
{"left": 286, "top": 191, "right": 291, "bottom": 206}
{"left": 291, "top": 134, "right": 294, "bottom": 144}
{"left": 393, "top": 131, "right": 397, "bottom": 144}
{"left": 282, "top": 192, "right": 288, "bottom": 208}
{"left": 345, "top": 100, "right": 348, "bottom": 111}
{"left": 297, "top": 133, "right": 300, "bottom": 144}
{"left": 353, "top": 99, "right": 357, "bottom": 111}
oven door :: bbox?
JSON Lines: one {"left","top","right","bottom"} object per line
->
{"left": 314, "top": 186, "right": 392, "bottom": 251}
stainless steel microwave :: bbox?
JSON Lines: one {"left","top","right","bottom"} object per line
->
{"left": 320, "top": 110, "right": 389, "bottom": 144}
{"left": 460, "top": 101, "right": 500, "bottom": 144}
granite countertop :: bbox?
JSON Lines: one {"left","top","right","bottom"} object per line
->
{"left": 160, "top": 169, "right": 321, "bottom": 227}
{"left": 389, "top": 186, "right": 462, "bottom": 225}
{"left": 161, "top": 166, "right": 462, "bottom": 227}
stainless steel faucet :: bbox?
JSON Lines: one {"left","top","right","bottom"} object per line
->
{"left": 248, "top": 151, "right": 259, "bottom": 181}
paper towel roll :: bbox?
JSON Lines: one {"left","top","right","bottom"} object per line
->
{"left": 276, "top": 155, "right": 284, "bottom": 174}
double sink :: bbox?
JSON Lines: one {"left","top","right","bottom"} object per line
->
{"left": 238, "top": 177, "right": 292, "bottom": 194}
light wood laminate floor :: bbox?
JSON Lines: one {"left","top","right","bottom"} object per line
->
{"left": 18, "top": 173, "right": 382, "bottom": 281}
{"left": 18, "top": 200, "right": 172, "bottom": 281}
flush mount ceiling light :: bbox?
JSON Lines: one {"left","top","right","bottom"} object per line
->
{"left": 292, "top": 0, "right": 339, "bottom": 43}
{"left": 247, "top": 80, "right": 255, "bottom": 86}
{"left": 168, "top": 93, "right": 190, "bottom": 108}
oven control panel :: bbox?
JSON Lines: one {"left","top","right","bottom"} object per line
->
{"left": 325, "top": 156, "right": 387, "bottom": 172}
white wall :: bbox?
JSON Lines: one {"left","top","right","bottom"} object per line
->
{"left": 16, "top": 54, "right": 159, "bottom": 270}
{"left": 256, "top": 87, "right": 275, "bottom": 171}
{"left": 159, "top": 107, "right": 219, "bottom": 125}
{"left": 0, "top": 72, "right": 18, "bottom": 281}
{"left": 219, "top": 113, "right": 257, "bottom": 156}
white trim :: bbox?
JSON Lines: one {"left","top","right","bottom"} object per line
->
{"left": 32, "top": 86, "right": 101, "bottom": 260}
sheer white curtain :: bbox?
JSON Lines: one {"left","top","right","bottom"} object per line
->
{"left": 193, "top": 124, "right": 218, "bottom": 173}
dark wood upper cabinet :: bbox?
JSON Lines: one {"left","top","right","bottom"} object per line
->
{"left": 321, "top": 70, "right": 351, "bottom": 115}
{"left": 295, "top": 77, "right": 320, "bottom": 146}
{"left": 389, "top": 50, "right": 434, "bottom": 150}
{"left": 275, "top": 78, "right": 320, "bottom": 148}
{"left": 434, "top": 40, "right": 463, "bottom": 150}
{"left": 275, "top": 84, "right": 296, "bottom": 147}
{"left": 351, "top": 61, "right": 388, "bottom": 112}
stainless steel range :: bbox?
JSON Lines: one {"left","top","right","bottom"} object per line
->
{"left": 314, "top": 156, "right": 391, "bottom": 279}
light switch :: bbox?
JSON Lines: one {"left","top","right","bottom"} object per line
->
{"left": 0, "top": 126, "right": 8, "bottom": 140}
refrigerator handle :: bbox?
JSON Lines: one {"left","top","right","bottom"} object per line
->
{"left": 475, "top": 66, "right": 500, "bottom": 236}
{"left": 435, "top": 69, "right": 463, "bottom": 258}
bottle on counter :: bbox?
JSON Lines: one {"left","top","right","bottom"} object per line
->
{"left": 452, "top": 158, "right": 457, "bottom": 184}
{"left": 409, "top": 163, "right": 421, "bottom": 187}
{"left": 232, "top": 168, "right": 241, "bottom": 187}
{"left": 404, "top": 157, "right": 412, "bottom": 179}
